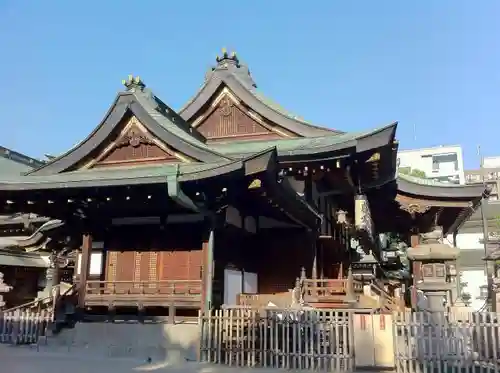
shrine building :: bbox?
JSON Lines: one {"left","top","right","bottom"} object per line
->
{"left": 0, "top": 50, "right": 488, "bottom": 318}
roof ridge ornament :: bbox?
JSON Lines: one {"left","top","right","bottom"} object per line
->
{"left": 122, "top": 75, "right": 146, "bottom": 92}
{"left": 215, "top": 48, "right": 240, "bottom": 68}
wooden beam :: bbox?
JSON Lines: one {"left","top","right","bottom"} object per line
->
{"left": 78, "top": 234, "right": 92, "bottom": 309}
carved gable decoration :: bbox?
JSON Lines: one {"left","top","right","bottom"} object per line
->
{"left": 196, "top": 95, "right": 283, "bottom": 142}
{"left": 395, "top": 194, "right": 432, "bottom": 218}
{"left": 79, "top": 116, "right": 189, "bottom": 169}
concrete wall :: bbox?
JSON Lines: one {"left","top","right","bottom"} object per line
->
{"left": 41, "top": 315, "right": 396, "bottom": 369}
{"left": 42, "top": 321, "right": 200, "bottom": 363}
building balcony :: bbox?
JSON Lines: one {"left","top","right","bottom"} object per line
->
{"left": 84, "top": 280, "right": 203, "bottom": 308}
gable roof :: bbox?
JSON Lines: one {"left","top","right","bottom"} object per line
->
{"left": 0, "top": 146, "right": 44, "bottom": 176}
{"left": 28, "top": 77, "right": 233, "bottom": 176}
{"left": 179, "top": 50, "right": 343, "bottom": 137}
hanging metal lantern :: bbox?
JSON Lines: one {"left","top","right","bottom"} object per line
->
{"left": 336, "top": 209, "right": 348, "bottom": 225}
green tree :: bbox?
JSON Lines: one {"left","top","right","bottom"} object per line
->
{"left": 458, "top": 271, "right": 471, "bottom": 306}
{"left": 399, "top": 167, "right": 427, "bottom": 178}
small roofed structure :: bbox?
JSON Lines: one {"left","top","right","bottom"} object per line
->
{"left": 0, "top": 147, "right": 52, "bottom": 308}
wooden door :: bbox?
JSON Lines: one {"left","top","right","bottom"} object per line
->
{"left": 158, "top": 249, "right": 203, "bottom": 281}
{"left": 107, "top": 251, "right": 159, "bottom": 277}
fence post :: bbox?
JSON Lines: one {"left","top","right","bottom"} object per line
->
{"left": 12, "top": 309, "right": 21, "bottom": 345}
{"left": 197, "top": 310, "right": 203, "bottom": 362}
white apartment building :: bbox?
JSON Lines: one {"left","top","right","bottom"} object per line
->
{"left": 465, "top": 156, "right": 500, "bottom": 201}
{"left": 446, "top": 202, "right": 500, "bottom": 311}
{"left": 456, "top": 156, "right": 500, "bottom": 310}
{"left": 397, "top": 145, "right": 465, "bottom": 185}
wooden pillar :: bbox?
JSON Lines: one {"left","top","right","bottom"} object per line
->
{"left": 346, "top": 265, "right": 355, "bottom": 303}
{"left": 311, "top": 234, "right": 318, "bottom": 280}
{"left": 202, "top": 220, "right": 215, "bottom": 313}
{"left": 410, "top": 234, "right": 420, "bottom": 309}
{"left": 201, "top": 240, "right": 208, "bottom": 312}
{"left": 312, "top": 250, "right": 318, "bottom": 280}
{"left": 78, "top": 234, "right": 92, "bottom": 309}
{"left": 52, "top": 255, "right": 61, "bottom": 302}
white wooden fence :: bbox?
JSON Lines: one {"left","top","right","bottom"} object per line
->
{"left": 0, "top": 308, "right": 52, "bottom": 345}
{"left": 394, "top": 311, "right": 500, "bottom": 373}
{"left": 200, "top": 308, "right": 500, "bottom": 372}
{"left": 199, "top": 308, "right": 354, "bottom": 372}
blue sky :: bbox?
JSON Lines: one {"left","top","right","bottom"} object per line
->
{"left": 0, "top": 1, "right": 498, "bottom": 168}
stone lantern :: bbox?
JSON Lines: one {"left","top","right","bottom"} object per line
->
{"left": 482, "top": 248, "right": 500, "bottom": 312}
{"left": 406, "top": 227, "right": 459, "bottom": 314}
{"left": 0, "top": 272, "right": 12, "bottom": 309}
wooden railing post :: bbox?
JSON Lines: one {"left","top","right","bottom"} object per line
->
{"left": 12, "top": 309, "right": 20, "bottom": 344}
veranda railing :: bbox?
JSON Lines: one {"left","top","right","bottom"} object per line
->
{"left": 0, "top": 308, "right": 52, "bottom": 344}
{"left": 0, "top": 283, "right": 76, "bottom": 345}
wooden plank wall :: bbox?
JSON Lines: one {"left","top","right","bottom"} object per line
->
{"left": 213, "top": 227, "right": 315, "bottom": 295}
{"left": 103, "top": 224, "right": 205, "bottom": 284}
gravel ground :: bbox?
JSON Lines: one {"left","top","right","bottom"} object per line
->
{"left": 0, "top": 346, "right": 330, "bottom": 373}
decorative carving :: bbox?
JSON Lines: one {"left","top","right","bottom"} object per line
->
{"left": 196, "top": 95, "right": 282, "bottom": 142}
{"left": 218, "top": 97, "right": 234, "bottom": 117}
{"left": 398, "top": 202, "right": 431, "bottom": 217}
{"left": 116, "top": 128, "right": 154, "bottom": 149}
{"left": 366, "top": 152, "right": 380, "bottom": 163}
{"left": 90, "top": 118, "right": 181, "bottom": 167}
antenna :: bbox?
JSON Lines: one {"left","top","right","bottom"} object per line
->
{"left": 413, "top": 123, "right": 417, "bottom": 143}
{"left": 478, "top": 144, "right": 484, "bottom": 174}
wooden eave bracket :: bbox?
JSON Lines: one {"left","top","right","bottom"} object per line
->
{"left": 262, "top": 170, "right": 320, "bottom": 231}
{"left": 167, "top": 176, "right": 199, "bottom": 213}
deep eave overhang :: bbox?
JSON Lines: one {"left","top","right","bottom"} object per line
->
{"left": 396, "top": 175, "right": 490, "bottom": 234}
{"left": 0, "top": 248, "right": 48, "bottom": 268}
{"left": 27, "top": 92, "right": 231, "bottom": 176}
{"left": 180, "top": 74, "right": 342, "bottom": 137}
{"left": 0, "top": 148, "right": 320, "bottom": 232}
{"left": 397, "top": 176, "right": 488, "bottom": 200}
{"left": 231, "top": 148, "right": 321, "bottom": 229}
{"left": 211, "top": 122, "right": 397, "bottom": 164}
{"left": 0, "top": 146, "right": 45, "bottom": 170}
{"left": 0, "top": 214, "right": 50, "bottom": 228}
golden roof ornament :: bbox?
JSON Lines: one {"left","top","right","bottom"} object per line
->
{"left": 366, "top": 152, "right": 381, "bottom": 163}
{"left": 215, "top": 48, "right": 239, "bottom": 66}
{"left": 122, "top": 74, "right": 146, "bottom": 91}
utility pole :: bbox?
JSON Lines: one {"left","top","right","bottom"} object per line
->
{"left": 478, "top": 145, "right": 493, "bottom": 310}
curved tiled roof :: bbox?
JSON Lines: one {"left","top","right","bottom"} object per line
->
{"left": 179, "top": 50, "right": 343, "bottom": 137}
{"left": 397, "top": 172, "right": 488, "bottom": 199}
{"left": 27, "top": 78, "right": 233, "bottom": 176}
{"left": 0, "top": 146, "right": 44, "bottom": 176}
{"left": 209, "top": 122, "right": 396, "bottom": 158}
